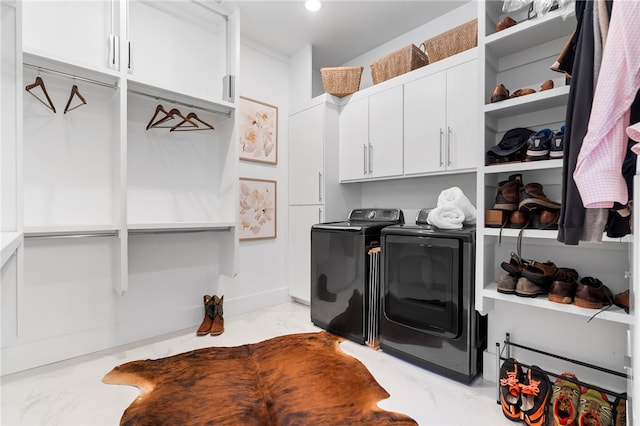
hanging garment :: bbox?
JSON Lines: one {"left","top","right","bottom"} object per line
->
{"left": 573, "top": 1, "right": 640, "bottom": 209}
{"left": 557, "top": 0, "right": 594, "bottom": 245}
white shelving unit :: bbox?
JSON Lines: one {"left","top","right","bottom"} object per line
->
{"left": 1, "top": 0, "right": 240, "bottom": 375}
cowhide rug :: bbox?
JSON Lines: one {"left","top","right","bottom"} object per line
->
{"left": 103, "top": 331, "right": 417, "bottom": 425}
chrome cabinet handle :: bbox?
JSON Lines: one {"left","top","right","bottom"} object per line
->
{"left": 363, "top": 144, "right": 367, "bottom": 175}
{"left": 447, "top": 126, "right": 452, "bottom": 167}
{"left": 439, "top": 128, "right": 444, "bottom": 167}
{"left": 318, "top": 172, "right": 322, "bottom": 202}
{"left": 318, "top": 207, "right": 323, "bottom": 223}
{"left": 368, "top": 143, "right": 373, "bottom": 175}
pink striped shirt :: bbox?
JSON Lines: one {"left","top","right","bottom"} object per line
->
{"left": 573, "top": 1, "right": 640, "bottom": 208}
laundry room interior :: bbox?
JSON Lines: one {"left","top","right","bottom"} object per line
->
{"left": 1, "top": 1, "right": 638, "bottom": 425}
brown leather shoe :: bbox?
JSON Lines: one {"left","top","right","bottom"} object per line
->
{"left": 548, "top": 280, "right": 577, "bottom": 304}
{"left": 509, "top": 211, "right": 528, "bottom": 228}
{"left": 574, "top": 277, "right": 614, "bottom": 309}
{"left": 209, "top": 295, "right": 225, "bottom": 335}
{"left": 496, "top": 16, "right": 517, "bottom": 32}
{"left": 540, "top": 80, "right": 554, "bottom": 91}
{"left": 515, "top": 277, "right": 548, "bottom": 297}
{"left": 614, "top": 290, "right": 630, "bottom": 313}
{"left": 497, "top": 275, "right": 517, "bottom": 294}
{"left": 510, "top": 88, "right": 536, "bottom": 98}
{"left": 500, "top": 252, "right": 532, "bottom": 277}
{"left": 491, "top": 83, "right": 510, "bottom": 103}
{"left": 518, "top": 183, "right": 561, "bottom": 214}
{"left": 521, "top": 260, "right": 558, "bottom": 286}
{"left": 493, "top": 174, "right": 522, "bottom": 211}
{"left": 534, "top": 210, "right": 559, "bottom": 229}
{"left": 196, "top": 295, "right": 214, "bottom": 336}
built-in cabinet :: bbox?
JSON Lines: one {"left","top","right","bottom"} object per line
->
{"left": 1, "top": 0, "right": 240, "bottom": 375}
{"left": 288, "top": 96, "right": 358, "bottom": 303}
{"left": 476, "top": 0, "right": 635, "bottom": 402}
{"left": 404, "top": 59, "right": 478, "bottom": 175}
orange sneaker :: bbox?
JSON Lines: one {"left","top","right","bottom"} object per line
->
{"left": 520, "top": 365, "right": 552, "bottom": 426}
{"left": 500, "top": 358, "right": 524, "bottom": 422}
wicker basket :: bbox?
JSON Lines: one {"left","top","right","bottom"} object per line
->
{"left": 320, "top": 66, "right": 363, "bottom": 97}
{"left": 420, "top": 18, "right": 478, "bottom": 64}
{"left": 370, "top": 44, "right": 429, "bottom": 85}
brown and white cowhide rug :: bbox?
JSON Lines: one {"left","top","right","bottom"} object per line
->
{"left": 103, "top": 331, "right": 417, "bottom": 425}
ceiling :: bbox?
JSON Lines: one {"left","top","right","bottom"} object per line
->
{"left": 226, "top": 1, "right": 469, "bottom": 69}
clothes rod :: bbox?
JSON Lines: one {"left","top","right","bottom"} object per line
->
{"left": 128, "top": 227, "right": 231, "bottom": 235}
{"left": 128, "top": 89, "right": 232, "bottom": 117}
{"left": 25, "top": 231, "right": 119, "bottom": 240}
{"left": 23, "top": 63, "right": 119, "bottom": 89}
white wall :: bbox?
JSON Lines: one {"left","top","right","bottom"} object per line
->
{"left": 340, "top": 2, "right": 477, "bottom": 90}
{"left": 220, "top": 41, "right": 293, "bottom": 314}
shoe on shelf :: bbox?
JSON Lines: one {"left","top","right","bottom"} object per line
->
{"left": 549, "top": 125, "right": 565, "bottom": 159}
{"left": 526, "top": 129, "right": 553, "bottom": 161}
{"left": 574, "top": 277, "right": 614, "bottom": 310}
{"left": 533, "top": 210, "right": 559, "bottom": 229}
{"left": 520, "top": 260, "right": 558, "bottom": 286}
{"left": 520, "top": 365, "right": 552, "bottom": 426}
{"left": 613, "top": 393, "right": 627, "bottom": 426}
{"left": 497, "top": 275, "right": 517, "bottom": 294}
{"left": 577, "top": 388, "right": 613, "bottom": 426}
{"left": 500, "top": 252, "right": 531, "bottom": 277}
{"left": 518, "top": 183, "right": 561, "bottom": 214}
{"left": 491, "top": 83, "right": 510, "bottom": 103}
{"left": 496, "top": 15, "right": 517, "bottom": 32}
{"left": 510, "top": 88, "right": 537, "bottom": 98}
{"left": 548, "top": 280, "right": 577, "bottom": 304}
{"left": 614, "top": 290, "right": 629, "bottom": 313}
{"left": 493, "top": 174, "right": 523, "bottom": 211}
{"left": 515, "top": 276, "right": 549, "bottom": 298}
{"left": 499, "top": 358, "right": 524, "bottom": 422}
{"left": 551, "top": 373, "right": 581, "bottom": 426}
{"left": 509, "top": 211, "right": 528, "bottom": 228}
{"left": 540, "top": 79, "right": 554, "bottom": 91}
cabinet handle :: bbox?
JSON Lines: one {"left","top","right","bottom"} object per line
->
{"left": 108, "top": 34, "right": 119, "bottom": 69}
{"left": 439, "top": 128, "right": 444, "bottom": 167}
{"left": 447, "top": 126, "right": 452, "bottom": 167}
{"left": 127, "top": 41, "right": 133, "bottom": 72}
{"left": 363, "top": 144, "right": 367, "bottom": 175}
{"left": 368, "top": 143, "right": 373, "bottom": 175}
{"left": 318, "top": 172, "right": 322, "bottom": 202}
{"left": 318, "top": 208, "right": 323, "bottom": 223}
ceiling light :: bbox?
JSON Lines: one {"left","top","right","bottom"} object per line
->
{"left": 305, "top": 0, "right": 322, "bottom": 12}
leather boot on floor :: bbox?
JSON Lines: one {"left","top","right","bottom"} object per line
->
{"left": 196, "top": 295, "right": 215, "bottom": 336}
{"left": 210, "top": 295, "right": 225, "bottom": 336}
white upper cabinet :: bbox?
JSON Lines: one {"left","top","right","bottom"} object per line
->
{"left": 22, "top": 1, "right": 116, "bottom": 72}
{"left": 404, "top": 59, "right": 478, "bottom": 175}
{"left": 368, "top": 86, "right": 403, "bottom": 179}
{"left": 289, "top": 104, "right": 324, "bottom": 205}
{"left": 339, "top": 97, "right": 369, "bottom": 181}
{"left": 127, "top": 0, "right": 229, "bottom": 103}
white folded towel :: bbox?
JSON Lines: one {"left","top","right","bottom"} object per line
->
{"left": 426, "top": 205, "right": 466, "bottom": 229}
{"left": 437, "top": 186, "right": 476, "bottom": 224}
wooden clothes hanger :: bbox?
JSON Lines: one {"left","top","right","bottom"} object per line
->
{"left": 170, "top": 112, "right": 215, "bottom": 132}
{"left": 25, "top": 76, "right": 56, "bottom": 113}
{"left": 146, "top": 105, "right": 198, "bottom": 130}
{"left": 64, "top": 84, "right": 87, "bottom": 114}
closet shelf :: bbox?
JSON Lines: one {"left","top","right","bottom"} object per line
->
{"left": 483, "top": 227, "right": 633, "bottom": 244}
{"left": 483, "top": 284, "right": 633, "bottom": 325}
{"left": 23, "top": 49, "right": 120, "bottom": 87}
{"left": 1, "top": 232, "right": 23, "bottom": 267}
{"left": 484, "top": 9, "right": 572, "bottom": 57}
{"left": 497, "top": 333, "right": 628, "bottom": 403}
{"left": 127, "top": 79, "right": 235, "bottom": 118}
{"left": 127, "top": 222, "right": 235, "bottom": 233}
{"left": 484, "top": 85, "right": 570, "bottom": 120}
{"left": 483, "top": 159, "right": 563, "bottom": 174}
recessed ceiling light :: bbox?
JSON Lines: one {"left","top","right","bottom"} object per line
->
{"left": 305, "top": 0, "right": 322, "bottom": 12}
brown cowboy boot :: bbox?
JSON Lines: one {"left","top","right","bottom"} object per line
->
{"left": 196, "top": 295, "right": 214, "bottom": 336}
{"left": 210, "top": 295, "right": 224, "bottom": 336}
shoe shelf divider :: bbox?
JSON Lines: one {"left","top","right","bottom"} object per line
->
{"left": 496, "top": 332, "right": 628, "bottom": 405}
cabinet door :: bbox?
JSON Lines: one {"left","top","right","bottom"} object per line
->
{"left": 404, "top": 71, "right": 447, "bottom": 174}
{"left": 288, "top": 205, "right": 323, "bottom": 303}
{"left": 289, "top": 105, "right": 324, "bottom": 205}
{"left": 339, "top": 97, "right": 368, "bottom": 181}
{"left": 22, "top": 1, "right": 114, "bottom": 71}
{"left": 369, "top": 86, "right": 403, "bottom": 178}
{"left": 446, "top": 60, "right": 478, "bottom": 170}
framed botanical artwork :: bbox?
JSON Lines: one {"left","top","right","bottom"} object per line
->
{"left": 239, "top": 177, "right": 277, "bottom": 240}
{"left": 239, "top": 96, "right": 278, "bottom": 165}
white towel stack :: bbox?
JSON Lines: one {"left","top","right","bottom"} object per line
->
{"left": 427, "top": 187, "right": 477, "bottom": 229}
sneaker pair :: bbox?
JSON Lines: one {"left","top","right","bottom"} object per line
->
{"left": 551, "top": 373, "right": 615, "bottom": 426}
{"left": 500, "top": 358, "right": 551, "bottom": 425}
{"left": 526, "top": 126, "right": 565, "bottom": 161}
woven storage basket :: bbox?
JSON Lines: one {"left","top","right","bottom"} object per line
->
{"left": 320, "top": 66, "right": 363, "bottom": 97}
{"left": 369, "top": 44, "right": 429, "bottom": 85}
{"left": 420, "top": 18, "right": 478, "bottom": 63}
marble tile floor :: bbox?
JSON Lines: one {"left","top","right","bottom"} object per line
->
{"left": 1, "top": 302, "right": 509, "bottom": 425}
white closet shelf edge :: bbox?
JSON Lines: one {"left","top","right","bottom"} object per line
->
{"left": 1, "top": 232, "right": 23, "bottom": 267}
